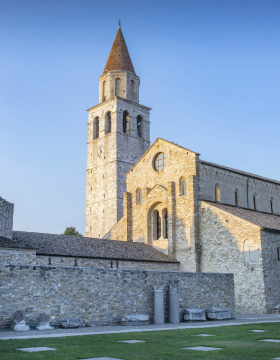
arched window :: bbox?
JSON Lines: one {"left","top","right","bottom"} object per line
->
{"left": 93, "top": 117, "right": 99, "bottom": 139}
{"left": 105, "top": 111, "right": 111, "bottom": 134}
{"left": 253, "top": 194, "right": 257, "bottom": 210}
{"left": 235, "top": 189, "right": 239, "bottom": 206}
{"left": 102, "top": 81, "right": 106, "bottom": 101}
{"left": 123, "top": 111, "right": 129, "bottom": 133}
{"left": 136, "top": 188, "right": 142, "bottom": 205}
{"left": 115, "top": 78, "right": 120, "bottom": 96}
{"left": 156, "top": 210, "right": 161, "bottom": 239}
{"left": 152, "top": 209, "right": 161, "bottom": 240}
{"left": 270, "top": 198, "right": 274, "bottom": 214}
{"left": 137, "top": 115, "right": 142, "bottom": 137}
{"left": 162, "top": 208, "right": 168, "bottom": 239}
{"left": 215, "top": 184, "right": 220, "bottom": 202}
{"left": 180, "top": 178, "right": 187, "bottom": 195}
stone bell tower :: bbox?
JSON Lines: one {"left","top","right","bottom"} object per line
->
{"left": 86, "top": 24, "right": 151, "bottom": 238}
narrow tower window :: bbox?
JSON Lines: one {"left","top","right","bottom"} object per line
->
{"left": 137, "top": 115, "right": 142, "bottom": 137}
{"left": 235, "top": 189, "right": 239, "bottom": 206}
{"left": 93, "top": 117, "right": 99, "bottom": 139}
{"left": 105, "top": 111, "right": 111, "bottom": 134}
{"left": 123, "top": 111, "right": 129, "bottom": 133}
{"left": 102, "top": 81, "right": 106, "bottom": 101}
{"left": 253, "top": 195, "right": 257, "bottom": 210}
{"left": 270, "top": 198, "right": 274, "bottom": 214}
{"left": 115, "top": 78, "right": 120, "bottom": 96}
{"left": 215, "top": 185, "right": 220, "bottom": 202}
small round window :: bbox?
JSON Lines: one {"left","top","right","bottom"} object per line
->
{"left": 154, "top": 152, "right": 166, "bottom": 171}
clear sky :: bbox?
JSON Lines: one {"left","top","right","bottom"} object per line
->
{"left": 0, "top": 0, "right": 279, "bottom": 235}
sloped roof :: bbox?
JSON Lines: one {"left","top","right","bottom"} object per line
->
{"left": 103, "top": 26, "right": 135, "bottom": 75}
{"left": 204, "top": 201, "right": 280, "bottom": 232}
{"left": 0, "top": 231, "right": 178, "bottom": 263}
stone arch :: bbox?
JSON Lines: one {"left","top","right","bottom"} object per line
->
{"left": 147, "top": 202, "right": 162, "bottom": 245}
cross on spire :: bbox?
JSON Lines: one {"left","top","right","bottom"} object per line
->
{"left": 118, "top": 18, "right": 121, "bottom": 28}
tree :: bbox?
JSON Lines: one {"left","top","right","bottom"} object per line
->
{"left": 62, "top": 227, "right": 83, "bottom": 237}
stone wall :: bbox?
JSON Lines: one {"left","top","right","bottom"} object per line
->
{"left": 86, "top": 96, "right": 150, "bottom": 239}
{"left": 103, "top": 216, "right": 125, "bottom": 241}
{"left": 0, "top": 248, "right": 36, "bottom": 265}
{"left": 0, "top": 197, "right": 14, "bottom": 239}
{"left": 200, "top": 201, "right": 266, "bottom": 314}
{"left": 123, "top": 139, "right": 201, "bottom": 272}
{"left": 0, "top": 248, "right": 179, "bottom": 271}
{"left": 200, "top": 162, "right": 280, "bottom": 215}
{"left": 261, "top": 230, "right": 280, "bottom": 312}
{"left": 0, "top": 264, "right": 235, "bottom": 329}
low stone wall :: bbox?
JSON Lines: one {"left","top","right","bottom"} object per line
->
{"left": 0, "top": 264, "right": 235, "bottom": 329}
{"left": 0, "top": 249, "right": 179, "bottom": 271}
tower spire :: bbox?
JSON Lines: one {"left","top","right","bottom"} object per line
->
{"left": 103, "top": 26, "right": 135, "bottom": 75}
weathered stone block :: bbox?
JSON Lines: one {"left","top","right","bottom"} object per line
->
{"left": 206, "top": 307, "right": 230, "bottom": 320}
{"left": 184, "top": 309, "right": 206, "bottom": 321}
{"left": 61, "top": 318, "right": 85, "bottom": 328}
{"left": 11, "top": 310, "right": 29, "bottom": 331}
{"left": 35, "top": 313, "right": 54, "bottom": 331}
{"left": 121, "top": 314, "right": 149, "bottom": 326}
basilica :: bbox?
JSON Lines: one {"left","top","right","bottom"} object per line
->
{"left": 0, "top": 26, "right": 279, "bottom": 329}
{"left": 86, "top": 25, "right": 280, "bottom": 314}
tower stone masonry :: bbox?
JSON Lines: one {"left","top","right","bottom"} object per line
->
{"left": 85, "top": 25, "right": 151, "bottom": 238}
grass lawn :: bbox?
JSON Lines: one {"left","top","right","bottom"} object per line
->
{"left": 1, "top": 322, "right": 280, "bottom": 360}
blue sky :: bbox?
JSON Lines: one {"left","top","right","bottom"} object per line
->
{"left": 0, "top": 0, "right": 279, "bottom": 234}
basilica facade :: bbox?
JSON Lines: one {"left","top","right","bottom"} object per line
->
{"left": 0, "top": 27, "right": 279, "bottom": 326}
{"left": 88, "top": 26, "right": 280, "bottom": 314}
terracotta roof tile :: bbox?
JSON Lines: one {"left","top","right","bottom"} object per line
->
{"left": 0, "top": 231, "right": 178, "bottom": 263}
{"left": 103, "top": 27, "right": 135, "bottom": 74}
{"left": 204, "top": 201, "right": 280, "bottom": 232}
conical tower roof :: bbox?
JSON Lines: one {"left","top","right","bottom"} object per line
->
{"left": 103, "top": 26, "right": 135, "bottom": 75}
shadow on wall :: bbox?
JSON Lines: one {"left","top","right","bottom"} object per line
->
{"left": 200, "top": 206, "right": 268, "bottom": 314}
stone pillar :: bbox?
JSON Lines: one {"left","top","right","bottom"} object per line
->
{"left": 154, "top": 285, "right": 164, "bottom": 324}
{"left": 169, "top": 284, "right": 179, "bottom": 324}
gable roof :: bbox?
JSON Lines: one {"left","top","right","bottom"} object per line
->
{"left": 103, "top": 26, "right": 135, "bottom": 75}
{"left": 203, "top": 201, "right": 280, "bottom": 232}
{"left": 126, "top": 138, "right": 198, "bottom": 175}
{"left": 0, "top": 231, "right": 178, "bottom": 263}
